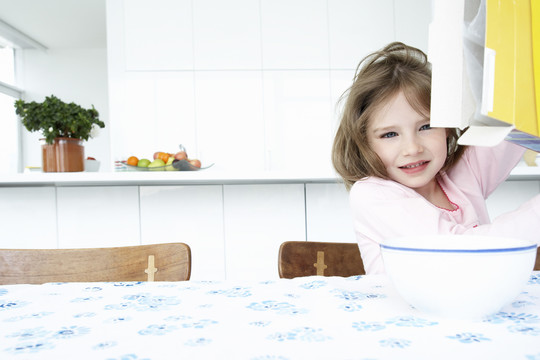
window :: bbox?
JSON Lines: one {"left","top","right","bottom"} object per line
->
{"left": 0, "top": 46, "right": 21, "bottom": 174}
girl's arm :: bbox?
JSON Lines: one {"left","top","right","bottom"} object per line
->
{"left": 448, "top": 141, "right": 526, "bottom": 198}
{"left": 465, "top": 194, "right": 540, "bottom": 244}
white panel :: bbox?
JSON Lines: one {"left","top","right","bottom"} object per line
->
{"left": 394, "top": 0, "right": 432, "bottom": 53}
{"left": 328, "top": 0, "right": 394, "bottom": 69}
{"left": 0, "top": 187, "right": 57, "bottom": 248}
{"left": 195, "top": 71, "right": 265, "bottom": 172}
{"left": 330, "top": 69, "right": 356, "bottom": 131}
{"left": 139, "top": 185, "right": 225, "bottom": 280}
{"left": 57, "top": 186, "right": 140, "bottom": 248}
{"left": 263, "top": 71, "right": 333, "bottom": 173}
{"left": 118, "top": 72, "right": 196, "bottom": 161}
{"left": 306, "top": 183, "right": 355, "bottom": 243}
{"left": 154, "top": 72, "right": 197, "bottom": 155}
{"left": 260, "top": 0, "right": 329, "bottom": 69}
{"left": 124, "top": 0, "right": 193, "bottom": 70}
{"left": 193, "top": 0, "right": 261, "bottom": 70}
{"left": 224, "top": 184, "right": 305, "bottom": 280}
{"left": 486, "top": 181, "right": 540, "bottom": 221}
{"left": 121, "top": 72, "right": 155, "bottom": 160}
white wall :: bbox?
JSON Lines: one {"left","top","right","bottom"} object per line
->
{"left": 18, "top": 47, "right": 110, "bottom": 170}
{"left": 107, "top": 0, "right": 432, "bottom": 174}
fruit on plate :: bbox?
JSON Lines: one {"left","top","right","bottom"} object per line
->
{"left": 137, "top": 158, "right": 151, "bottom": 168}
{"left": 148, "top": 158, "right": 165, "bottom": 170}
{"left": 129, "top": 146, "right": 204, "bottom": 170}
{"left": 165, "top": 157, "right": 176, "bottom": 171}
{"left": 127, "top": 156, "right": 139, "bottom": 166}
{"left": 188, "top": 159, "right": 201, "bottom": 168}
{"left": 157, "top": 152, "right": 170, "bottom": 163}
{"left": 174, "top": 151, "right": 188, "bottom": 161}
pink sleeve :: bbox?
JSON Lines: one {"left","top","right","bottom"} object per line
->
{"left": 464, "top": 195, "right": 540, "bottom": 245}
{"left": 448, "top": 141, "right": 526, "bottom": 198}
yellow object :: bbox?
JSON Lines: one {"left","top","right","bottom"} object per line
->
{"left": 484, "top": 0, "right": 540, "bottom": 151}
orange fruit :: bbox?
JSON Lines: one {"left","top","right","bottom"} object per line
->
{"left": 127, "top": 156, "right": 139, "bottom": 166}
{"left": 158, "top": 152, "right": 170, "bottom": 163}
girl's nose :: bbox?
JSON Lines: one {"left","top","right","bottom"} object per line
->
{"left": 402, "top": 136, "right": 423, "bottom": 156}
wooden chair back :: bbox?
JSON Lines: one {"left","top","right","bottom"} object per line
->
{"left": 278, "top": 241, "right": 365, "bottom": 278}
{"left": 0, "top": 243, "right": 191, "bottom": 284}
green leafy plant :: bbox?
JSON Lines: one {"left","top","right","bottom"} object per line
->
{"left": 14, "top": 95, "right": 105, "bottom": 145}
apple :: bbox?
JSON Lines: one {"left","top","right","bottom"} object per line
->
{"left": 174, "top": 151, "right": 188, "bottom": 161}
{"left": 148, "top": 158, "right": 165, "bottom": 171}
{"left": 165, "top": 157, "right": 176, "bottom": 171}
{"left": 188, "top": 159, "right": 201, "bottom": 168}
{"left": 86, "top": 156, "right": 96, "bottom": 161}
{"left": 153, "top": 151, "right": 161, "bottom": 160}
{"left": 137, "top": 158, "right": 151, "bottom": 167}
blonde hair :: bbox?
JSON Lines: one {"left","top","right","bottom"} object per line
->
{"left": 332, "top": 42, "right": 465, "bottom": 190}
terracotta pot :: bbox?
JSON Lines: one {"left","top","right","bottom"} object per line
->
{"left": 41, "top": 138, "right": 85, "bottom": 172}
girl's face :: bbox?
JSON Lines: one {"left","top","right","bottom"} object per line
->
{"left": 367, "top": 91, "right": 448, "bottom": 193}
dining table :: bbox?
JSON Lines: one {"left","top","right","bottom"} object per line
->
{"left": 1, "top": 272, "right": 540, "bottom": 360}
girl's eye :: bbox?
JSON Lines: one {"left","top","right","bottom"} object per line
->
{"left": 381, "top": 132, "right": 398, "bottom": 138}
{"left": 419, "top": 124, "right": 431, "bottom": 131}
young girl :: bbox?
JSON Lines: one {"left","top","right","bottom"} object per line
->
{"left": 332, "top": 42, "right": 540, "bottom": 274}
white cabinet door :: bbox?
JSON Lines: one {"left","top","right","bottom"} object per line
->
{"left": 193, "top": 0, "right": 261, "bottom": 70}
{"left": 0, "top": 187, "right": 57, "bottom": 249}
{"left": 262, "top": 70, "right": 333, "bottom": 174}
{"left": 260, "top": 0, "right": 329, "bottom": 69}
{"left": 123, "top": 0, "right": 194, "bottom": 71}
{"left": 223, "top": 184, "right": 306, "bottom": 280}
{"left": 327, "top": 0, "right": 394, "bottom": 69}
{"left": 139, "top": 185, "right": 225, "bottom": 280}
{"left": 305, "top": 183, "right": 355, "bottom": 243}
{"left": 56, "top": 186, "right": 140, "bottom": 248}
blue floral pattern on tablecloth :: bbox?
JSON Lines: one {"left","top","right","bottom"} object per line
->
{"left": 0, "top": 273, "right": 539, "bottom": 359}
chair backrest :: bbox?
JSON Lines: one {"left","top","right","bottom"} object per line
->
{"left": 535, "top": 247, "right": 540, "bottom": 271}
{"left": 0, "top": 243, "right": 191, "bottom": 284}
{"left": 278, "top": 241, "right": 365, "bottom": 278}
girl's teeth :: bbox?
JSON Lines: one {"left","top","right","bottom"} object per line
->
{"left": 402, "top": 162, "right": 426, "bottom": 169}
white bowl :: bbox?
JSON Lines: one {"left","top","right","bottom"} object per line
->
{"left": 84, "top": 159, "right": 100, "bottom": 172}
{"left": 380, "top": 235, "right": 537, "bottom": 320}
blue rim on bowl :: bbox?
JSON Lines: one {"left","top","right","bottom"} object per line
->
{"left": 380, "top": 243, "right": 537, "bottom": 254}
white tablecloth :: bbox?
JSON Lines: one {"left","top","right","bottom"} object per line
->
{"left": 1, "top": 273, "right": 540, "bottom": 359}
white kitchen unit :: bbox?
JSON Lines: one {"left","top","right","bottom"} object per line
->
{"left": 223, "top": 184, "right": 306, "bottom": 281}
{"left": 56, "top": 186, "right": 140, "bottom": 249}
{"left": 1, "top": 166, "right": 539, "bottom": 280}
{"left": 139, "top": 185, "right": 225, "bottom": 280}
{"left": 0, "top": 187, "right": 57, "bottom": 249}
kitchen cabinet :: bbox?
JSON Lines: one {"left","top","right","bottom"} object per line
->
{"left": 1, "top": 169, "right": 538, "bottom": 280}
{"left": 139, "top": 185, "right": 225, "bottom": 280}
{"left": 305, "top": 183, "right": 355, "bottom": 243}
{"left": 0, "top": 187, "right": 57, "bottom": 249}
{"left": 124, "top": 0, "right": 193, "bottom": 71}
{"left": 223, "top": 184, "right": 306, "bottom": 280}
{"left": 56, "top": 186, "right": 140, "bottom": 248}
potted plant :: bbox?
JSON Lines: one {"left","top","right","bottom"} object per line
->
{"left": 14, "top": 95, "right": 105, "bottom": 172}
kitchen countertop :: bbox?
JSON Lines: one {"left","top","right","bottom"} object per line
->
{"left": 1, "top": 165, "right": 539, "bottom": 187}
{"left": 0, "top": 168, "right": 344, "bottom": 187}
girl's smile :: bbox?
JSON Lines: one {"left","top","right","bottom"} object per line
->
{"left": 399, "top": 160, "right": 430, "bottom": 174}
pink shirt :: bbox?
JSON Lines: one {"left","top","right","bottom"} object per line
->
{"left": 349, "top": 141, "right": 540, "bottom": 274}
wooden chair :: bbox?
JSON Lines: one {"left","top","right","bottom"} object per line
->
{"left": 0, "top": 243, "right": 191, "bottom": 285}
{"left": 278, "top": 241, "right": 365, "bottom": 278}
{"left": 535, "top": 247, "right": 540, "bottom": 271}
